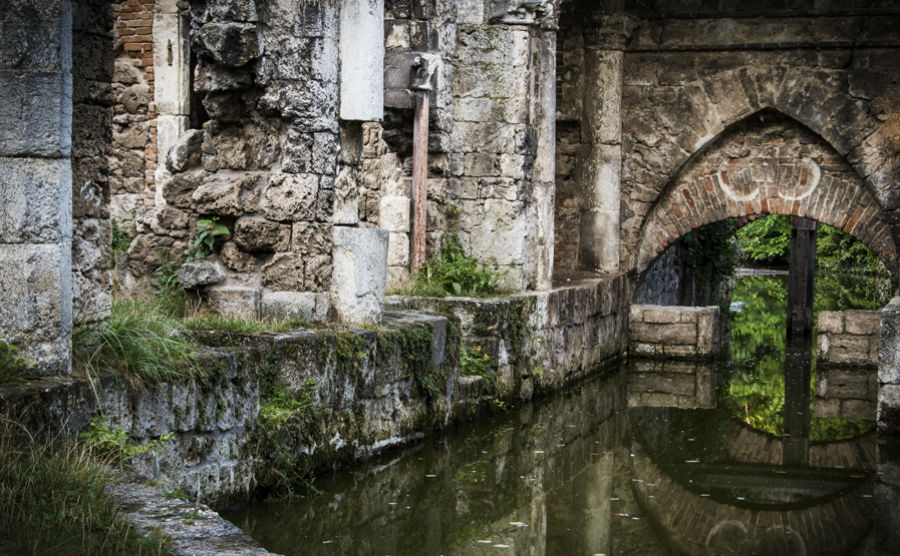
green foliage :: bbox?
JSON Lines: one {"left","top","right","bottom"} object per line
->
{"left": 816, "top": 223, "right": 891, "bottom": 276}
{"left": 334, "top": 332, "right": 369, "bottom": 374}
{"left": 735, "top": 215, "right": 791, "bottom": 266}
{"left": 73, "top": 299, "right": 199, "bottom": 387}
{"left": 724, "top": 274, "right": 876, "bottom": 440}
{"left": 188, "top": 217, "right": 230, "bottom": 261}
{"left": 679, "top": 219, "right": 739, "bottom": 305}
{"left": 153, "top": 254, "right": 187, "bottom": 319}
{"left": 254, "top": 378, "right": 321, "bottom": 498}
{"left": 409, "top": 234, "right": 505, "bottom": 297}
{"left": 111, "top": 219, "right": 133, "bottom": 264}
{"left": 459, "top": 346, "right": 495, "bottom": 392}
{"left": 79, "top": 415, "right": 172, "bottom": 466}
{"left": 0, "top": 415, "right": 169, "bottom": 556}
{"left": 1, "top": 340, "right": 33, "bottom": 383}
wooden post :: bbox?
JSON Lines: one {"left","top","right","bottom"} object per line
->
{"left": 411, "top": 90, "right": 429, "bottom": 272}
{"left": 787, "top": 216, "right": 817, "bottom": 338}
{"left": 410, "top": 54, "right": 439, "bottom": 273}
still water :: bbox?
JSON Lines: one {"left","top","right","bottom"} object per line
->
{"left": 224, "top": 272, "right": 892, "bottom": 555}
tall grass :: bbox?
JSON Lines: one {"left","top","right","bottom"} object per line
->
{"left": 73, "top": 299, "right": 199, "bottom": 387}
{"left": 0, "top": 415, "right": 169, "bottom": 555}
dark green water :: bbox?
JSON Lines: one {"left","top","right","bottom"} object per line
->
{"left": 223, "top": 271, "right": 892, "bottom": 556}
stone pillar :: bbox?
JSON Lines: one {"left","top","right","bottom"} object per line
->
{"left": 577, "top": 14, "right": 635, "bottom": 273}
{"left": 879, "top": 297, "right": 900, "bottom": 434}
{"left": 0, "top": 0, "right": 74, "bottom": 374}
{"left": 153, "top": 0, "right": 191, "bottom": 183}
{"left": 331, "top": 226, "right": 389, "bottom": 324}
{"left": 339, "top": 0, "right": 384, "bottom": 121}
{"left": 531, "top": 25, "right": 557, "bottom": 290}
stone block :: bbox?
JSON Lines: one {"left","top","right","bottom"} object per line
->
{"left": 262, "top": 253, "right": 305, "bottom": 291}
{"left": 641, "top": 306, "right": 680, "bottom": 324}
{"left": 829, "top": 335, "right": 874, "bottom": 366}
{"left": 192, "top": 173, "right": 261, "bottom": 216}
{"left": 260, "top": 291, "right": 318, "bottom": 321}
{"left": 0, "top": 243, "right": 71, "bottom": 374}
{"left": 291, "top": 221, "right": 332, "bottom": 256}
{"left": 178, "top": 260, "right": 225, "bottom": 288}
{"left": 339, "top": 0, "right": 384, "bottom": 121}
{"left": 0, "top": 70, "right": 72, "bottom": 156}
{"left": 331, "top": 226, "right": 388, "bottom": 324}
{"left": 817, "top": 311, "right": 844, "bottom": 334}
{"left": 387, "top": 232, "right": 409, "bottom": 266}
{"left": 631, "top": 322, "right": 696, "bottom": 345}
{"left": 165, "top": 128, "right": 204, "bottom": 173}
{"left": 264, "top": 172, "right": 319, "bottom": 222}
{"left": 198, "top": 22, "right": 259, "bottom": 67}
{"left": 845, "top": 310, "right": 881, "bottom": 336}
{"left": 205, "top": 285, "right": 260, "bottom": 318}
{"left": 878, "top": 384, "right": 900, "bottom": 433}
{"left": 842, "top": 399, "right": 876, "bottom": 420}
{"left": 880, "top": 302, "right": 900, "bottom": 384}
{"left": 0, "top": 157, "right": 71, "bottom": 243}
{"left": 234, "top": 217, "right": 291, "bottom": 252}
{"left": 379, "top": 195, "right": 410, "bottom": 232}
{"left": 1, "top": 0, "right": 70, "bottom": 71}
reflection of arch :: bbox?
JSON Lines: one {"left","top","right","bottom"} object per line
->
{"left": 628, "top": 432, "right": 873, "bottom": 556}
{"left": 633, "top": 111, "right": 898, "bottom": 279}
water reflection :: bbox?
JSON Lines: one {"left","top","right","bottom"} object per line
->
{"left": 223, "top": 272, "right": 891, "bottom": 555}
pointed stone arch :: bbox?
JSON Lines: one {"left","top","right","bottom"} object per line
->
{"left": 634, "top": 110, "right": 898, "bottom": 280}
{"left": 621, "top": 66, "right": 899, "bottom": 272}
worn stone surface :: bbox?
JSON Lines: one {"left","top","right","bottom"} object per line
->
{"left": 629, "top": 305, "right": 720, "bottom": 359}
{"left": 179, "top": 260, "right": 226, "bottom": 288}
{"left": 331, "top": 226, "right": 389, "bottom": 324}
{"left": 817, "top": 310, "right": 882, "bottom": 367}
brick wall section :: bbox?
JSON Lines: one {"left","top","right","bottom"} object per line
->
{"left": 628, "top": 304, "right": 720, "bottom": 359}
{"left": 109, "top": 0, "right": 157, "bottom": 236}
{"left": 634, "top": 117, "right": 898, "bottom": 277}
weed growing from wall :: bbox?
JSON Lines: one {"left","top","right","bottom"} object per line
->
{"left": 73, "top": 299, "right": 200, "bottom": 388}
{"left": 79, "top": 415, "right": 172, "bottom": 466}
{"left": 0, "top": 340, "right": 33, "bottom": 383}
{"left": 459, "top": 346, "right": 495, "bottom": 392}
{"left": 406, "top": 234, "right": 506, "bottom": 297}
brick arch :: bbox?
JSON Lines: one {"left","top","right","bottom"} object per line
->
{"left": 634, "top": 111, "right": 899, "bottom": 279}
{"left": 622, "top": 67, "right": 899, "bottom": 272}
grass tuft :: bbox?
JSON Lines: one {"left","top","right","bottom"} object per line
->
{"left": 0, "top": 414, "right": 169, "bottom": 555}
{"left": 181, "top": 313, "right": 310, "bottom": 334}
{"left": 73, "top": 299, "right": 200, "bottom": 387}
{"left": 395, "top": 234, "right": 506, "bottom": 297}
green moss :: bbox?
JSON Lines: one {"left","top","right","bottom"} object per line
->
{"left": 377, "top": 325, "right": 445, "bottom": 398}
{"left": 333, "top": 332, "right": 368, "bottom": 374}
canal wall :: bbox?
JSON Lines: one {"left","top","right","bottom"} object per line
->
{"left": 879, "top": 298, "right": 900, "bottom": 434}
{"left": 628, "top": 305, "right": 721, "bottom": 359}
{"left": 0, "top": 275, "right": 630, "bottom": 507}
{"left": 817, "top": 310, "right": 882, "bottom": 367}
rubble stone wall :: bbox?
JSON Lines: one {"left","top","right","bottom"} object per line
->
{"left": 72, "top": 0, "right": 115, "bottom": 323}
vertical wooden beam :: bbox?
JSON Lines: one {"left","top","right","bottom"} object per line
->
{"left": 409, "top": 54, "right": 438, "bottom": 273}
{"left": 787, "top": 216, "right": 817, "bottom": 338}
{"left": 410, "top": 90, "right": 429, "bottom": 272}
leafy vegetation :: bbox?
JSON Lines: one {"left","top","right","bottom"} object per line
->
{"left": 735, "top": 215, "right": 891, "bottom": 277}
{"left": 459, "top": 346, "right": 495, "bottom": 392}
{"left": 73, "top": 299, "right": 200, "bottom": 387}
{"left": 79, "top": 415, "right": 172, "bottom": 466}
{"left": 254, "top": 375, "right": 321, "bottom": 499}
{"left": 723, "top": 274, "right": 876, "bottom": 441}
{"left": 405, "top": 234, "right": 505, "bottom": 297}
{"left": 188, "top": 217, "right": 230, "bottom": 261}
{"left": 111, "top": 219, "right": 133, "bottom": 262}
{"left": 1, "top": 340, "right": 33, "bottom": 383}
{"left": 0, "top": 414, "right": 169, "bottom": 556}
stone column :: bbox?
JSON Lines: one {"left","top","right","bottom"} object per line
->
{"left": 577, "top": 14, "right": 635, "bottom": 273}
{"left": 153, "top": 0, "right": 191, "bottom": 184}
{"left": 0, "top": 0, "right": 74, "bottom": 374}
{"left": 531, "top": 25, "right": 557, "bottom": 290}
{"left": 331, "top": 226, "right": 389, "bottom": 324}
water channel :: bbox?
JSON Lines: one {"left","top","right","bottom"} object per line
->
{"left": 224, "top": 271, "right": 894, "bottom": 555}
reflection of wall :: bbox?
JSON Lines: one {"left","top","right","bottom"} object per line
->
{"left": 815, "top": 367, "right": 877, "bottom": 420}
{"left": 627, "top": 359, "right": 715, "bottom": 409}
{"left": 629, "top": 304, "right": 720, "bottom": 359}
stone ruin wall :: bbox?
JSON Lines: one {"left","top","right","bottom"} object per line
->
{"left": 554, "top": 1, "right": 900, "bottom": 277}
